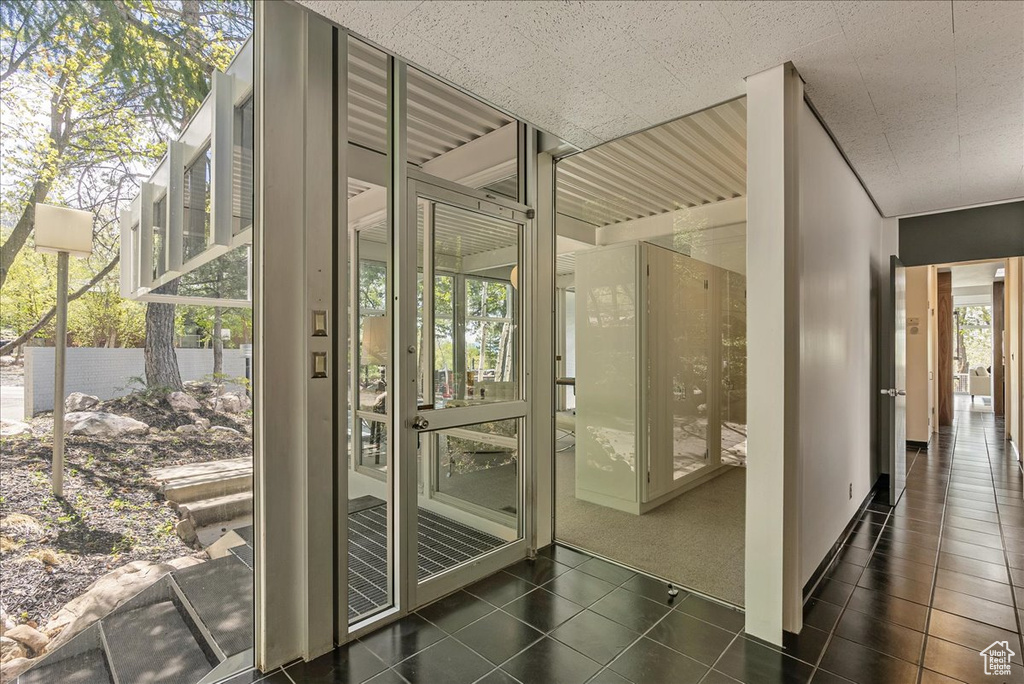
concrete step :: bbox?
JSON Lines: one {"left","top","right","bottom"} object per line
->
{"left": 180, "top": 492, "right": 253, "bottom": 528}
{"left": 151, "top": 458, "right": 252, "bottom": 505}
{"left": 18, "top": 648, "right": 111, "bottom": 684}
{"left": 102, "top": 601, "right": 213, "bottom": 684}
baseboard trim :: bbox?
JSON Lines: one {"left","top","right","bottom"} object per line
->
{"left": 906, "top": 439, "right": 929, "bottom": 449}
{"left": 801, "top": 481, "right": 882, "bottom": 602}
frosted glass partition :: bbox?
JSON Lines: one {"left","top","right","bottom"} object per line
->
{"left": 575, "top": 241, "right": 745, "bottom": 514}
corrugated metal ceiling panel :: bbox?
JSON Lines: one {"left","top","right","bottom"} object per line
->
{"left": 556, "top": 98, "right": 746, "bottom": 227}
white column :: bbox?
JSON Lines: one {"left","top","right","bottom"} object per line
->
{"left": 745, "top": 62, "right": 803, "bottom": 643}
{"left": 255, "top": 0, "right": 336, "bottom": 669}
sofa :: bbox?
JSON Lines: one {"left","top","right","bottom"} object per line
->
{"left": 970, "top": 366, "right": 991, "bottom": 399}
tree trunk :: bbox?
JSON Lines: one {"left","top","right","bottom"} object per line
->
{"left": 144, "top": 281, "right": 183, "bottom": 391}
{"left": 212, "top": 306, "right": 223, "bottom": 376}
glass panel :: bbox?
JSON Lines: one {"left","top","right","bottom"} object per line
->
{"left": 233, "top": 97, "right": 254, "bottom": 235}
{"left": 670, "top": 255, "right": 710, "bottom": 480}
{"left": 431, "top": 203, "right": 520, "bottom": 408}
{"left": 721, "top": 270, "right": 747, "bottom": 465}
{"left": 417, "top": 419, "right": 520, "bottom": 582}
{"left": 183, "top": 145, "right": 212, "bottom": 262}
{"left": 153, "top": 195, "right": 167, "bottom": 279}
{"left": 349, "top": 177, "right": 392, "bottom": 623}
{"left": 407, "top": 66, "right": 518, "bottom": 200}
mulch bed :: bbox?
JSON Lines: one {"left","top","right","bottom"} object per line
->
{"left": 0, "top": 387, "right": 251, "bottom": 625}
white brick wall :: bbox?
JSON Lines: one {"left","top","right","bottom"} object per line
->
{"left": 24, "top": 348, "right": 250, "bottom": 417}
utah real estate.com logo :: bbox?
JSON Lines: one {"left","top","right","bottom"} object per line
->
{"left": 980, "top": 640, "right": 1015, "bottom": 677}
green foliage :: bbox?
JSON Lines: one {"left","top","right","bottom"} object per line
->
{"left": 0, "top": 0, "right": 252, "bottom": 343}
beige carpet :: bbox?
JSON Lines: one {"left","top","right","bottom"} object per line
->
{"left": 555, "top": 449, "right": 745, "bottom": 606}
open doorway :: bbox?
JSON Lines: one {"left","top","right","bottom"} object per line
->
{"left": 552, "top": 99, "right": 747, "bottom": 606}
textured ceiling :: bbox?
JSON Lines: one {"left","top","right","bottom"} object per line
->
{"left": 299, "top": 0, "right": 1024, "bottom": 218}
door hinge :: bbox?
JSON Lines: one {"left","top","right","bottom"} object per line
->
{"left": 646, "top": 264, "right": 650, "bottom": 276}
{"left": 704, "top": 280, "right": 709, "bottom": 289}
{"left": 647, "top": 471, "right": 650, "bottom": 483}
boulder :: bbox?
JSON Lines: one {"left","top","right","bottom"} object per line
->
{"left": 205, "top": 392, "right": 251, "bottom": 414}
{"left": 0, "top": 609, "right": 13, "bottom": 636}
{"left": 175, "top": 519, "right": 197, "bottom": 545}
{"left": 0, "top": 421, "right": 30, "bottom": 437}
{"left": 64, "top": 392, "right": 99, "bottom": 412}
{"left": 208, "top": 426, "right": 241, "bottom": 437}
{"left": 174, "top": 424, "right": 201, "bottom": 434}
{"left": 4, "top": 625, "right": 47, "bottom": 655}
{"left": 0, "top": 636, "right": 26, "bottom": 664}
{"left": 64, "top": 412, "right": 149, "bottom": 438}
{"left": 0, "top": 656, "right": 31, "bottom": 681}
{"left": 167, "top": 391, "right": 201, "bottom": 412}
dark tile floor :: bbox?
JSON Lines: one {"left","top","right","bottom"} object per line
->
{"left": 228, "top": 399, "right": 1024, "bottom": 683}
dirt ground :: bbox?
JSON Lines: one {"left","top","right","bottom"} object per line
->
{"left": 0, "top": 384, "right": 251, "bottom": 625}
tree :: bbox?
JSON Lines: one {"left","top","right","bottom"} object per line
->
{"left": 0, "top": 0, "right": 252, "bottom": 385}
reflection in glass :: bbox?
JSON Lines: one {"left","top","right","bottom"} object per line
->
{"left": 721, "top": 270, "right": 747, "bottom": 465}
{"left": 182, "top": 146, "right": 211, "bottom": 262}
{"left": 418, "top": 419, "right": 520, "bottom": 582}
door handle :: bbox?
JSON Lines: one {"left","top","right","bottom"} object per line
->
{"left": 896, "top": 390, "right": 906, "bottom": 396}
{"left": 412, "top": 415, "right": 429, "bottom": 430}
{"left": 880, "top": 388, "right": 896, "bottom": 397}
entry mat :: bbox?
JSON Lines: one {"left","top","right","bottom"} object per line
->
{"left": 347, "top": 497, "right": 505, "bottom": 620}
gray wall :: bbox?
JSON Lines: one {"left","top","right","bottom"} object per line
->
{"left": 24, "top": 348, "right": 249, "bottom": 417}
{"left": 899, "top": 201, "right": 1024, "bottom": 267}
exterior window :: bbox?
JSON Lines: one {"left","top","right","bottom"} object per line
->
{"left": 234, "top": 97, "right": 254, "bottom": 235}
{"left": 153, "top": 195, "right": 167, "bottom": 279}
{"left": 182, "top": 145, "right": 211, "bottom": 262}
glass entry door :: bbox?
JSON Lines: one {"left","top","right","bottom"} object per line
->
{"left": 400, "top": 176, "right": 531, "bottom": 607}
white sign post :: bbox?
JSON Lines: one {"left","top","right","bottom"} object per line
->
{"left": 34, "top": 204, "right": 94, "bottom": 498}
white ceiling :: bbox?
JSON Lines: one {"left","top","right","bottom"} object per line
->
{"left": 950, "top": 260, "right": 1003, "bottom": 288}
{"left": 299, "top": 0, "right": 1023, "bottom": 218}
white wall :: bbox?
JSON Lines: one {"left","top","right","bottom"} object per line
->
{"left": 797, "top": 102, "right": 885, "bottom": 586}
{"left": 905, "top": 267, "right": 931, "bottom": 443}
{"left": 24, "top": 347, "right": 249, "bottom": 417}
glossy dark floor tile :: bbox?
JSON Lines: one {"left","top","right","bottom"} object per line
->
{"left": 818, "top": 635, "right": 918, "bottom": 684}
{"left": 834, "top": 608, "right": 924, "bottom": 664}
{"left": 453, "top": 610, "right": 542, "bottom": 665}
{"left": 545, "top": 568, "right": 617, "bottom": 607}
{"left": 285, "top": 402, "right": 1024, "bottom": 684}
{"left": 502, "top": 586, "right": 584, "bottom": 632}
{"left": 415, "top": 590, "right": 494, "bottom": 634}
{"left": 550, "top": 610, "right": 639, "bottom": 665}
{"left": 714, "top": 636, "right": 813, "bottom": 684}
{"left": 645, "top": 609, "right": 734, "bottom": 665}
{"left": 500, "top": 636, "right": 601, "bottom": 684}
{"left": 607, "top": 636, "right": 709, "bottom": 684}
{"left": 392, "top": 637, "right": 491, "bottom": 684}
{"left": 676, "top": 595, "right": 746, "bottom": 633}
{"left": 576, "top": 557, "right": 637, "bottom": 586}
{"left": 286, "top": 641, "right": 387, "bottom": 683}
{"left": 502, "top": 556, "right": 571, "bottom": 586}
{"left": 358, "top": 614, "right": 446, "bottom": 666}
{"left": 464, "top": 571, "right": 536, "bottom": 607}
{"left": 589, "top": 587, "right": 672, "bottom": 634}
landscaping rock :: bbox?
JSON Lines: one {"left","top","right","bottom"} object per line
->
{"left": 175, "top": 424, "right": 201, "bottom": 434}
{"left": 0, "top": 421, "right": 30, "bottom": 437}
{"left": 206, "top": 391, "right": 251, "bottom": 414}
{"left": 194, "top": 417, "right": 211, "bottom": 430}
{"left": 148, "top": 426, "right": 160, "bottom": 435}
{"left": 0, "top": 609, "right": 13, "bottom": 636}
{"left": 208, "top": 425, "right": 241, "bottom": 436}
{"left": 64, "top": 392, "right": 99, "bottom": 412}
{"left": 0, "top": 636, "right": 26, "bottom": 663}
{"left": 64, "top": 412, "right": 149, "bottom": 438}
{"left": 4, "top": 625, "right": 47, "bottom": 655}
{"left": 42, "top": 556, "right": 204, "bottom": 654}
{"left": 175, "top": 519, "right": 197, "bottom": 545}
{"left": 167, "top": 391, "right": 201, "bottom": 412}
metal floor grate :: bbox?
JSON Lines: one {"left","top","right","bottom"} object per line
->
{"left": 348, "top": 502, "right": 506, "bottom": 621}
